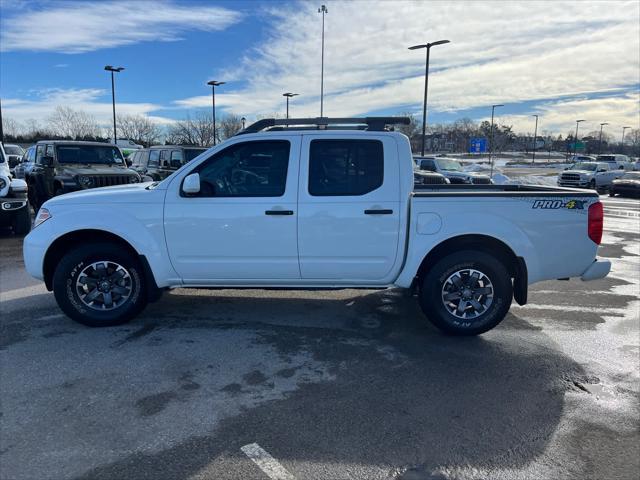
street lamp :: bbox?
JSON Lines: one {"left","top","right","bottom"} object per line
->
{"left": 531, "top": 114, "right": 539, "bottom": 165}
{"left": 409, "top": 39, "right": 450, "bottom": 156}
{"left": 207, "top": 80, "right": 225, "bottom": 145}
{"left": 621, "top": 126, "right": 631, "bottom": 153}
{"left": 241, "top": 117, "right": 246, "bottom": 129}
{"left": 104, "top": 65, "right": 124, "bottom": 144}
{"left": 283, "top": 93, "right": 299, "bottom": 119}
{"left": 573, "top": 119, "right": 585, "bottom": 159}
{"left": 598, "top": 122, "right": 609, "bottom": 154}
{"left": 489, "top": 104, "right": 503, "bottom": 177}
{"left": 318, "top": 5, "right": 328, "bottom": 117}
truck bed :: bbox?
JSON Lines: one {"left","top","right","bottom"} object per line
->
{"left": 413, "top": 183, "right": 599, "bottom": 197}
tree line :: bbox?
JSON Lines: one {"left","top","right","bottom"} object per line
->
{"left": 2, "top": 106, "right": 639, "bottom": 156}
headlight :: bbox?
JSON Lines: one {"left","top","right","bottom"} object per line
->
{"left": 129, "top": 175, "right": 140, "bottom": 183}
{"left": 78, "top": 175, "right": 94, "bottom": 188}
{"left": 34, "top": 208, "right": 51, "bottom": 228}
{"left": 0, "top": 178, "right": 6, "bottom": 190}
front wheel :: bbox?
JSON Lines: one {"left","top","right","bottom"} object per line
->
{"left": 419, "top": 250, "right": 513, "bottom": 335}
{"left": 588, "top": 179, "right": 596, "bottom": 190}
{"left": 11, "top": 206, "right": 31, "bottom": 235}
{"left": 53, "top": 243, "right": 148, "bottom": 327}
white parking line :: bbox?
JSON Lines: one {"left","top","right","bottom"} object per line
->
{"left": 241, "top": 443, "right": 295, "bottom": 480}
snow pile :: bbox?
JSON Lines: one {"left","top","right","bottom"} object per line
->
{"left": 491, "top": 173, "right": 511, "bottom": 185}
{"left": 507, "top": 175, "right": 558, "bottom": 186}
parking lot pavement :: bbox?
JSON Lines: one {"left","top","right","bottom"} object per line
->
{"left": 1, "top": 198, "right": 638, "bottom": 480}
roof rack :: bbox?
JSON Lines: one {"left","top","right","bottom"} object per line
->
{"left": 236, "top": 117, "right": 410, "bottom": 135}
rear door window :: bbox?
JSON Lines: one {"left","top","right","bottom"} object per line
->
{"left": 148, "top": 150, "right": 160, "bottom": 168}
{"left": 308, "top": 139, "right": 384, "bottom": 196}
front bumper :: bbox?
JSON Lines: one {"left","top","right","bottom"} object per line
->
{"left": 23, "top": 221, "right": 52, "bottom": 281}
{"left": 558, "top": 180, "right": 590, "bottom": 188}
{"left": 580, "top": 259, "right": 611, "bottom": 281}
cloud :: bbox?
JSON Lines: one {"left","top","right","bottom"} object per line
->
{"left": 2, "top": 88, "right": 174, "bottom": 126}
{"left": 0, "top": 0, "right": 242, "bottom": 53}
{"left": 176, "top": 0, "right": 639, "bottom": 133}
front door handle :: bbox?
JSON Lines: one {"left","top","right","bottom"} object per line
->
{"left": 364, "top": 209, "right": 393, "bottom": 215}
{"left": 265, "top": 210, "right": 294, "bottom": 215}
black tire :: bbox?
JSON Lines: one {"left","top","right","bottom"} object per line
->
{"left": 52, "top": 243, "right": 148, "bottom": 327}
{"left": 28, "top": 184, "right": 42, "bottom": 212}
{"left": 419, "top": 250, "right": 513, "bottom": 336}
{"left": 589, "top": 179, "right": 596, "bottom": 190}
{"left": 11, "top": 206, "right": 31, "bottom": 235}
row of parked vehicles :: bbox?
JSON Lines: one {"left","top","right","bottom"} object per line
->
{"left": 557, "top": 154, "right": 640, "bottom": 197}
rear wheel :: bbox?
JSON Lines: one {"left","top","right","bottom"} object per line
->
{"left": 52, "top": 243, "right": 148, "bottom": 327}
{"left": 419, "top": 250, "right": 513, "bottom": 335}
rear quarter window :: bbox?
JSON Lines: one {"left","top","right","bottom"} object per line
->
{"left": 308, "top": 139, "right": 384, "bottom": 196}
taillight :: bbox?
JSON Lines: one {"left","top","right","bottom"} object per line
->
{"left": 588, "top": 201, "right": 603, "bottom": 245}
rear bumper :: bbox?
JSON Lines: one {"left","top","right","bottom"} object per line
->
{"left": 580, "top": 259, "right": 611, "bottom": 281}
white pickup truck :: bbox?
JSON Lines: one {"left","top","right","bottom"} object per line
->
{"left": 23, "top": 117, "right": 611, "bottom": 335}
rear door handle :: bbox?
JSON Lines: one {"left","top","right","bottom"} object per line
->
{"left": 265, "top": 210, "right": 294, "bottom": 215}
{"left": 364, "top": 209, "right": 393, "bottom": 215}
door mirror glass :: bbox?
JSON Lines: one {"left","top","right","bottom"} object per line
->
{"left": 182, "top": 173, "right": 201, "bottom": 195}
{"left": 42, "top": 156, "right": 54, "bottom": 167}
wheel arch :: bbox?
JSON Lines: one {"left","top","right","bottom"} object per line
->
{"left": 42, "top": 229, "right": 161, "bottom": 301}
{"left": 414, "top": 234, "right": 528, "bottom": 305}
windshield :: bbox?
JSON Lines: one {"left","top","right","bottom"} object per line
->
{"left": 436, "top": 159, "right": 463, "bottom": 171}
{"left": 56, "top": 145, "right": 124, "bottom": 164}
{"left": 597, "top": 155, "right": 616, "bottom": 162}
{"left": 570, "top": 162, "right": 598, "bottom": 171}
{"left": 185, "top": 148, "right": 206, "bottom": 162}
{"left": 5, "top": 145, "right": 24, "bottom": 155}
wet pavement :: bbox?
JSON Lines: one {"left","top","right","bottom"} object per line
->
{"left": 1, "top": 196, "right": 638, "bottom": 480}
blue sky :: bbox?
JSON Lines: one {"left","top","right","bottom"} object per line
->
{"left": 1, "top": 0, "right": 639, "bottom": 136}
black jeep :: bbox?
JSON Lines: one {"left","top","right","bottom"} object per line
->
{"left": 129, "top": 145, "right": 207, "bottom": 181}
{"left": 25, "top": 141, "right": 141, "bottom": 210}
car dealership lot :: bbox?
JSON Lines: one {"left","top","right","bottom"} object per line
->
{"left": 1, "top": 197, "right": 638, "bottom": 480}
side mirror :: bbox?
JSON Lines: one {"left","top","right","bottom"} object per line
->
{"left": 619, "top": 165, "right": 625, "bottom": 170}
{"left": 125, "top": 158, "right": 133, "bottom": 167}
{"left": 182, "top": 173, "right": 201, "bottom": 195}
{"left": 42, "top": 156, "right": 54, "bottom": 167}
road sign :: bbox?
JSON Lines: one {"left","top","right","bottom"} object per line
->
{"left": 470, "top": 137, "right": 487, "bottom": 153}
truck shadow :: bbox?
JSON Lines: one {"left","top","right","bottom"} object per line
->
{"left": 73, "top": 288, "right": 587, "bottom": 480}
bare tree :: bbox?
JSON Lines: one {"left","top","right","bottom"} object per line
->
{"left": 219, "top": 114, "right": 243, "bottom": 141}
{"left": 2, "top": 117, "right": 21, "bottom": 138}
{"left": 166, "top": 112, "right": 214, "bottom": 146}
{"left": 47, "top": 106, "right": 101, "bottom": 139}
{"left": 117, "top": 114, "right": 162, "bottom": 146}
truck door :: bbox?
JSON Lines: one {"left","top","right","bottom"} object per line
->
{"left": 297, "top": 135, "right": 401, "bottom": 281}
{"left": 164, "top": 136, "right": 301, "bottom": 283}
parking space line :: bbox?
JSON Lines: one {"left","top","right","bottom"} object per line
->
{"left": 241, "top": 443, "right": 295, "bottom": 480}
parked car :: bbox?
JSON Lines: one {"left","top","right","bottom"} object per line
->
{"left": 557, "top": 162, "right": 624, "bottom": 190}
{"left": 596, "top": 154, "right": 632, "bottom": 171}
{"left": 107, "top": 138, "right": 143, "bottom": 157}
{"left": 415, "top": 156, "right": 492, "bottom": 184}
{"left": 0, "top": 143, "right": 31, "bottom": 234}
{"left": 3, "top": 144, "right": 25, "bottom": 171}
{"left": 23, "top": 141, "right": 141, "bottom": 210}
{"left": 13, "top": 145, "right": 35, "bottom": 180}
{"left": 129, "top": 145, "right": 207, "bottom": 181}
{"left": 569, "top": 154, "right": 596, "bottom": 163}
{"left": 609, "top": 172, "right": 640, "bottom": 198}
{"left": 24, "top": 116, "right": 609, "bottom": 335}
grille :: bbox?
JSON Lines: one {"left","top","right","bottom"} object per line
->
{"left": 472, "top": 177, "right": 492, "bottom": 184}
{"left": 92, "top": 176, "right": 131, "bottom": 187}
{"left": 561, "top": 173, "right": 581, "bottom": 181}
{"left": 420, "top": 175, "right": 447, "bottom": 185}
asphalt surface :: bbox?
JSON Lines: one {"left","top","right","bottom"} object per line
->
{"left": 1, "top": 196, "right": 639, "bottom": 480}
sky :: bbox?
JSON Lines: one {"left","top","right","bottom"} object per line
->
{"left": 1, "top": 0, "right": 639, "bottom": 137}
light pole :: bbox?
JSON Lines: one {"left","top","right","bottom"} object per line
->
{"left": 318, "top": 5, "right": 328, "bottom": 117}
{"left": 489, "top": 104, "right": 503, "bottom": 177}
{"left": 409, "top": 39, "right": 450, "bottom": 156}
{"left": 531, "top": 114, "right": 539, "bottom": 164}
{"left": 283, "top": 92, "right": 299, "bottom": 119}
{"left": 104, "top": 65, "right": 124, "bottom": 143}
{"left": 241, "top": 117, "right": 246, "bottom": 129}
{"left": 0, "top": 97, "right": 4, "bottom": 143}
{"left": 574, "top": 119, "right": 585, "bottom": 159}
{"left": 207, "top": 80, "right": 225, "bottom": 145}
{"left": 598, "top": 122, "right": 609, "bottom": 154}
{"left": 621, "top": 126, "right": 630, "bottom": 154}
